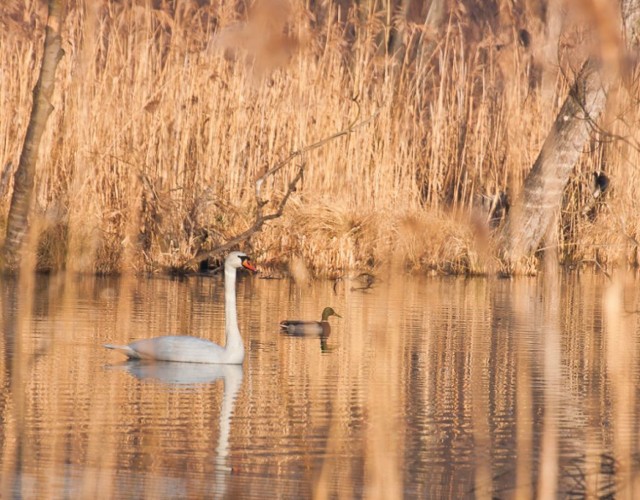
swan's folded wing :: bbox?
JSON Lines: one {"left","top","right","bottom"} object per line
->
{"left": 129, "top": 336, "right": 227, "bottom": 363}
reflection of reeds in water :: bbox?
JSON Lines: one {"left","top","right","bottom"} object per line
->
{"left": 1, "top": 226, "right": 39, "bottom": 499}
{"left": 0, "top": 273, "right": 237, "bottom": 498}
{"left": 2, "top": 272, "right": 640, "bottom": 497}
{"left": 604, "top": 275, "right": 636, "bottom": 498}
{"left": 361, "top": 279, "right": 403, "bottom": 499}
{"left": 514, "top": 280, "right": 534, "bottom": 500}
{"left": 308, "top": 273, "right": 408, "bottom": 499}
{"left": 470, "top": 282, "right": 492, "bottom": 499}
{"left": 539, "top": 270, "right": 560, "bottom": 499}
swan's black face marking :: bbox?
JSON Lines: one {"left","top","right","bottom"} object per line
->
{"left": 239, "top": 255, "right": 257, "bottom": 272}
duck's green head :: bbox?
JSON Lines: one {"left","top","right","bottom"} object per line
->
{"left": 321, "top": 307, "right": 341, "bottom": 321}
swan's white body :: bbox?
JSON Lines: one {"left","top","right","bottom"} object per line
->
{"left": 104, "top": 251, "right": 256, "bottom": 364}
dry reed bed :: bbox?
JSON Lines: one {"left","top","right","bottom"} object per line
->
{"left": 0, "top": 1, "right": 639, "bottom": 276}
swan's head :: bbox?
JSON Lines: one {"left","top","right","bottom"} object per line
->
{"left": 226, "top": 251, "right": 257, "bottom": 272}
{"left": 321, "top": 307, "right": 341, "bottom": 321}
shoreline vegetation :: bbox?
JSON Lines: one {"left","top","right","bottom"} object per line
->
{"left": 1, "top": 1, "right": 639, "bottom": 278}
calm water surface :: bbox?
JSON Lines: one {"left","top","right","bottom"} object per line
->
{"left": 1, "top": 271, "right": 639, "bottom": 499}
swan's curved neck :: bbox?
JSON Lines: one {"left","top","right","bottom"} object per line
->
{"left": 224, "top": 265, "right": 244, "bottom": 362}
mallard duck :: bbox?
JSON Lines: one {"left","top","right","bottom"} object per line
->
{"left": 104, "top": 251, "right": 257, "bottom": 364}
{"left": 279, "top": 307, "right": 341, "bottom": 337}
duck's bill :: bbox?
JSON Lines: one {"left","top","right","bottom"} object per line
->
{"left": 242, "top": 259, "right": 258, "bottom": 272}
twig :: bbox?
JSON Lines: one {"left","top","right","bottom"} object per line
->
{"left": 186, "top": 164, "right": 307, "bottom": 267}
{"left": 185, "top": 104, "right": 378, "bottom": 269}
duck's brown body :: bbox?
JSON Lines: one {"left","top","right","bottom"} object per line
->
{"left": 279, "top": 307, "right": 341, "bottom": 337}
{"left": 279, "top": 320, "right": 332, "bottom": 337}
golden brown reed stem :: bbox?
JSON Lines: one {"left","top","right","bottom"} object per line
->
{"left": 361, "top": 279, "right": 403, "bottom": 499}
{"left": 514, "top": 281, "right": 534, "bottom": 500}
{"left": 604, "top": 275, "right": 636, "bottom": 499}
{"left": 470, "top": 282, "right": 492, "bottom": 500}
{"left": 537, "top": 269, "right": 561, "bottom": 498}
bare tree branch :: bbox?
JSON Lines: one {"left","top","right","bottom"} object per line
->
{"left": 185, "top": 103, "right": 378, "bottom": 270}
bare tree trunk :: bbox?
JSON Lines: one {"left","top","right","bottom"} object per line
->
{"left": 501, "top": 0, "right": 640, "bottom": 270}
{"left": 501, "top": 58, "right": 609, "bottom": 266}
{"left": 623, "top": 0, "right": 640, "bottom": 46}
{"left": 387, "top": 0, "right": 411, "bottom": 61}
{"left": 2, "top": 0, "right": 64, "bottom": 271}
{"left": 420, "top": 0, "right": 448, "bottom": 60}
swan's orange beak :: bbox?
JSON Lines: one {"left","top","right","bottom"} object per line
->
{"left": 242, "top": 259, "right": 257, "bottom": 272}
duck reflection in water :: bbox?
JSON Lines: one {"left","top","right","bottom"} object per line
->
{"left": 108, "top": 361, "right": 242, "bottom": 500}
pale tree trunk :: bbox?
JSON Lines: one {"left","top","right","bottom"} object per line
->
{"left": 501, "top": 58, "right": 608, "bottom": 264}
{"left": 501, "top": 0, "right": 639, "bottom": 270}
{"left": 386, "top": 0, "right": 411, "bottom": 60}
{"left": 420, "top": 0, "right": 448, "bottom": 60}
{"left": 2, "top": 0, "right": 64, "bottom": 271}
{"left": 623, "top": 0, "right": 640, "bottom": 45}
{"left": 424, "top": 0, "right": 447, "bottom": 28}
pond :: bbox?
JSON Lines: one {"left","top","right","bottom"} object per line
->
{"left": 0, "top": 269, "right": 639, "bottom": 498}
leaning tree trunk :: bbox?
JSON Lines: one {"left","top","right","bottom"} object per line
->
{"left": 501, "top": 0, "right": 640, "bottom": 270}
{"left": 419, "top": 0, "right": 448, "bottom": 61}
{"left": 2, "top": 0, "right": 64, "bottom": 271}
{"left": 500, "top": 58, "right": 608, "bottom": 266}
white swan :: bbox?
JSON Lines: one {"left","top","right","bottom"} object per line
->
{"left": 103, "top": 251, "right": 257, "bottom": 364}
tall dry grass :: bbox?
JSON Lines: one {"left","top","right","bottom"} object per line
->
{"left": 1, "top": 0, "right": 639, "bottom": 276}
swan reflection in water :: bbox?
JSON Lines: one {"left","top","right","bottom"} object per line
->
{"left": 109, "top": 361, "right": 243, "bottom": 499}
